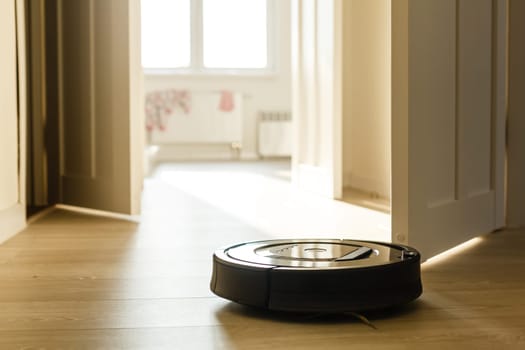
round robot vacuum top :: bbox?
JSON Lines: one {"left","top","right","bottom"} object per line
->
{"left": 211, "top": 239, "right": 422, "bottom": 313}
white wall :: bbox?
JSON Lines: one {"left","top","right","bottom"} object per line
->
{"left": 342, "top": 0, "right": 391, "bottom": 199}
{"left": 0, "top": 0, "right": 27, "bottom": 243}
{"left": 144, "top": 0, "right": 291, "bottom": 160}
{"left": 0, "top": 0, "right": 19, "bottom": 212}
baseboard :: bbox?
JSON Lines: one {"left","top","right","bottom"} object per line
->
{"left": 0, "top": 203, "right": 26, "bottom": 245}
{"left": 55, "top": 204, "right": 141, "bottom": 222}
{"left": 27, "top": 206, "right": 56, "bottom": 224}
{"left": 343, "top": 172, "right": 390, "bottom": 199}
{"left": 149, "top": 144, "right": 259, "bottom": 162}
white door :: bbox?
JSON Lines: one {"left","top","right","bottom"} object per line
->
{"left": 57, "top": 0, "right": 143, "bottom": 215}
{"left": 0, "top": 0, "right": 27, "bottom": 242}
{"left": 391, "top": 0, "right": 506, "bottom": 259}
{"left": 291, "top": 0, "right": 343, "bottom": 198}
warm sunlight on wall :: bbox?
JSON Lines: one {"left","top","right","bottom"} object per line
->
{"left": 342, "top": 0, "right": 391, "bottom": 199}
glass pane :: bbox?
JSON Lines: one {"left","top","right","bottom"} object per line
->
{"left": 141, "top": 0, "right": 191, "bottom": 68}
{"left": 203, "top": 0, "right": 267, "bottom": 69}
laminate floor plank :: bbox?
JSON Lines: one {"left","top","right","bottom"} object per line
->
{"left": 0, "top": 161, "right": 524, "bottom": 349}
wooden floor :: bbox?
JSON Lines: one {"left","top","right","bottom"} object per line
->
{"left": 1, "top": 162, "right": 524, "bottom": 349}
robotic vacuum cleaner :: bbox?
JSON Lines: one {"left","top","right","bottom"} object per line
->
{"left": 211, "top": 239, "right": 422, "bottom": 312}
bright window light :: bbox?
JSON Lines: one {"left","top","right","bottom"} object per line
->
{"left": 202, "top": 0, "right": 268, "bottom": 69}
{"left": 141, "top": 0, "right": 191, "bottom": 69}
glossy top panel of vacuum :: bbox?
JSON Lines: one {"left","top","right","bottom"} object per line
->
{"left": 211, "top": 239, "right": 422, "bottom": 312}
{"left": 226, "top": 239, "right": 418, "bottom": 268}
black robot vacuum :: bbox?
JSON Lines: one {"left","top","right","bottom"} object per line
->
{"left": 210, "top": 239, "right": 422, "bottom": 312}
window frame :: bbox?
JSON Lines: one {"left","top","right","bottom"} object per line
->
{"left": 142, "top": 0, "right": 276, "bottom": 76}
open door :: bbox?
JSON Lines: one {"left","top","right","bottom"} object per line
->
{"left": 57, "top": 0, "right": 143, "bottom": 215}
{"left": 0, "top": 0, "right": 27, "bottom": 242}
{"left": 391, "top": 0, "right": 506, "bottom": 259}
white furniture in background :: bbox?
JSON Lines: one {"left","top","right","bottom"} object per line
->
{"left": 149, "top": 91, "right": 243, "bottom": 149}
{"left": 257, "top": 111, "right": 292, "bottom": 157}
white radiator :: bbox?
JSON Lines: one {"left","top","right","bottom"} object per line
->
{"left": 257, "top": 111, "right": 292, "bottom": 157}
{"left": 147, "top": 90, "right": 243, "bottom": 147}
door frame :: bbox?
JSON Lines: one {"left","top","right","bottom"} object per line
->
{"left": 0, "top": 0, "right": 28, "bottom": 244}
{"left": 507, "top": 0, "right": 525, "bottom": 227}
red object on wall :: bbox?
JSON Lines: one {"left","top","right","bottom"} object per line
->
{"left": 145, "top": 89, "right": 191, "bottom": 131}
{"left": 219, "top": 90, "right": 235, "bottom": 112}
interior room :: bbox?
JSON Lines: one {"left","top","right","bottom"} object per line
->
{"left": 140, "top": 0, "right": 391, "bottom": 242}
{"left": 1, "top": 0, "right": 525, "bottom": 348}
{"left": 140, "top": 0, "right": 390, "bottom": 219}
{"left": 21, "top": 0, "right": 392, "bottom": 238}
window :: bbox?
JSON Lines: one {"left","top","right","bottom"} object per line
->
{"left": 141, "top": 0, "right": 271, "bottom": 72}
{"left": 141, "top": 0, "right": 191, "bottom": 68}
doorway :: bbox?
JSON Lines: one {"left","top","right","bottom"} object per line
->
{"left": 140, "top": 0, "right": 391, "bottom": 241}
{"left": 140, "top": 0, "right": 295, "bottom": 221}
